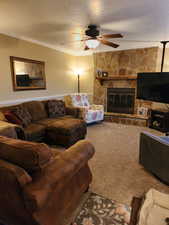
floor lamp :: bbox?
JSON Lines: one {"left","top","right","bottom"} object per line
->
{"left": 74, "top": 69, "right": 82, "bottom": 93}
{"left": 77, "top": 74, "right": 80, "bottom": 93}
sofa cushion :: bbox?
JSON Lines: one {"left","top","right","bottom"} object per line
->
{"left": 24, "top": 123, "right": 46, "bottom": 142}
{"left": 46, "top": 117, "right": 86, "bottom": 135}
{"left": 12, "top": 106, "right": 32, "bottom": 127}
{"left": 4, "top": 111, "right": 23, "bottom": 126}
{"left": 0, "top": 136, "right": 52, "bottom": 173}
{"left": 47, "top": 100, "right": 66, "bottom": 118}
{"left": 22, "top": 101, "right": 48, "bottom": 122}
{"left": 36, "top": 117, "right": 70, "bottom": 126}
{"left": 0, "top": 159, "right": 32, "bottom": 187}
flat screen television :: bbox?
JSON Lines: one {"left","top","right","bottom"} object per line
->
{"left": 137, "top": 72, "right": 169, "bottom": 103}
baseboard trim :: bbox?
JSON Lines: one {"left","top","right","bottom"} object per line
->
{"left": 0, "top": 93, "right": 93, "bottom": 107}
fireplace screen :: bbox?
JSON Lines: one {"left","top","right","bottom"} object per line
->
{"left": 107, "top": 88, "right": 135, "bottom": 114}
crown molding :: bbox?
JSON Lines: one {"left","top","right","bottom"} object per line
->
{"left": 0, "top": 32, "right": 94, "bottom": 56}
{"left": 1, "top": 32, "right": 160, "bottom": 57}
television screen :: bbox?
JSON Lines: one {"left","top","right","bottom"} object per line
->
{"left": 137, "top": 72, "right": 169, "bottom": 103}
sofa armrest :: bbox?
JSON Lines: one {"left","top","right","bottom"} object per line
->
{"left": 140, "top": 131, "right": 169, "bottom": 145}
{"left": 0, "top": 159, "right": 32, "bottom": 187}
{"left": 65, "top": 106, "right": 80, "bottom": 118}
{"left": 24, "top": 140, "right": 95, "bottom": 212}
{"left": 0, "top": 121, "right": 24, "bottom": 139}
{"left": 90, "top": 104, "right": 104, "bottom": 110}
{"left": 129, "top": 197, "right": 143, "bottom": 225}
{"left": 59, "top": 140, "right": 95, "bottom": 168}
{"left": 0, "top": 160, "right": 38, "bottom": 225}
{"left": 140, "top": 132, "right": 169, "bottom": 155}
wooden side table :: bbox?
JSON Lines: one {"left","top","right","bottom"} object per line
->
{"left": 129, "top": 197, "right": 142, "bottom": 225}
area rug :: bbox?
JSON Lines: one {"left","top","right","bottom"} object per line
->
{"left": 72, "top": 192, "right": 131, "bottom": 225}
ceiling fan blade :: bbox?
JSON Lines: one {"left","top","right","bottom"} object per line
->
{"left": 100, "top": 39, "right": 119, "bottom": 48}
{"left": 84, "top": 46, "right": 90, "bottom": 50}
{"left": 101, "top": 33, "right": 123, "bottom": 39}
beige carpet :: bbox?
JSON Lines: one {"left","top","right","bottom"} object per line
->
{"left": 86, "top": 122, "right": 169, "bottom": 205}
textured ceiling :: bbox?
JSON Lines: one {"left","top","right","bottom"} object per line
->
{"left": 0, "top": 0, "right": 169, "bottom": 55}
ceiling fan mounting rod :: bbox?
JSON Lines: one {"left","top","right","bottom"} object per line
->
{"left": 161, "top": 41, "right": 169, "bottom": 72}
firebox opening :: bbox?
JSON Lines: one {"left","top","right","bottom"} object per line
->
{"left": 107, "top": 88, "right": 135, "bottom": 114}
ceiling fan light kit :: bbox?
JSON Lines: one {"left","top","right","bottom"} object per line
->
{"left": 85, "top": 39, "right": 100, "bottom": 49}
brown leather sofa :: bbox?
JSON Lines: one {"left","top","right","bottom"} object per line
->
{"left": 0, "top": 135, "right": 95, "bottom": 225}
{"left": 0, "top": 99, "right": 87, "bottom": 147}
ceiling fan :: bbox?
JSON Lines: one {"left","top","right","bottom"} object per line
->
{"left": 77, "top": 25, "right": 123, "bottom": 50}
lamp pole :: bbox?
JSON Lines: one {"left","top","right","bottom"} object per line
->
{"left": 160, "top": 41, "right": 169, "bottom": 72}
{"left": 78, "top": 74, "right": 80, "bottom": 93}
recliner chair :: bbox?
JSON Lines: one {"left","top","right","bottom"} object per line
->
{"left": 0, "top": 135, "right": 95, "bottom": 225}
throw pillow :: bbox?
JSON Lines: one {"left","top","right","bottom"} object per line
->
{"left": 22, "top": 101, "right": 48, "bottom": 122}
{"left": 12, "top": 106, "right": 32, "bottom": 127}
{"left": 4, "top": 111, "right": 23, "bottom": 126}
{"left": 47, "top": 100, "right": 66, "bottom": 118}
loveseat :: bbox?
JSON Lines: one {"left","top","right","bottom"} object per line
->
{"left": 0, "top": 135, "right": 95, "bottom": 225}
{"left": 0, "top": 99, "right": 87, "bottom": 147}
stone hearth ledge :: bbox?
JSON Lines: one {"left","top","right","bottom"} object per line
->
{"left": 104, "top": 112, "right": 149, "bottom": 127}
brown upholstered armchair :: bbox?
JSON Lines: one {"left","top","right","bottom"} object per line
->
{"left": 0, "top": 136, "right": 95, "bottom": 225}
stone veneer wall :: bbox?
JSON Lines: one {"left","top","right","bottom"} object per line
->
{"left": 93, "top": 47, "right": 159, "bottom": 113}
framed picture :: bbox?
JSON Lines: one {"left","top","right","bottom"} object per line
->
{"left": 10, "top": 56, "right": 46, "bottom": 91}
{"left": 137, "top": 107, "right": 149, "bottom": 117}
{"left": 102, "top": 71, "right": 108, "bottom": 77}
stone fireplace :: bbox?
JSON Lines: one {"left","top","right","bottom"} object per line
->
{"left": 93, "top": 47, "right": 159, "bottom": 126}
{"left": 107, "top": 88, "right": 135, "bottom": 114}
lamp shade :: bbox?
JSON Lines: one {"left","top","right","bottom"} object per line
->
{"left": 74, "top": 68, "right": 83, "bottom": 76}
{"left": 85, "top": 39, "right": 100, "bottom": 49}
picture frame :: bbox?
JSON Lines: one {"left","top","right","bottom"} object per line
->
{"left": 10, "top": 56, "right": 46, "bottom": 91}
{"left": 137, "top": 107, "right": 149, "bottom": 117}
{"left": 102, "top": 71, "right": 108, "bottom": 77}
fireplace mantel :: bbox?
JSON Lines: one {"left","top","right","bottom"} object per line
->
{"left": 96, "top": 75, "right": 137, "bottom": 85}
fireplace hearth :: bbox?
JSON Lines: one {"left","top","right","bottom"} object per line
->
{"left": 107, "top": 88, "right": 135, "bottom": 114}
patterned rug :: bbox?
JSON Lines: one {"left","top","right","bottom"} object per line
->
{"left": 72, "top": 193, "right": 131, "bottom": 225}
